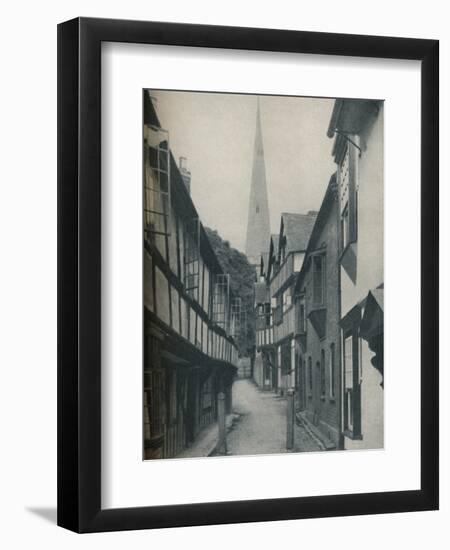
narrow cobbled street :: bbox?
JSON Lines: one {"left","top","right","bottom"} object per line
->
{"left": 227, "top": 379, "right": 322, "bottom": 456}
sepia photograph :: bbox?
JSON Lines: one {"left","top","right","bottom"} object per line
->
{"left": 143, "top": 89, "right": 384, "bottom": 460}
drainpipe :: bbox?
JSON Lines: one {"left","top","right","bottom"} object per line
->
{"left": 286, "top": 388, "right": 295, "bottom": 450}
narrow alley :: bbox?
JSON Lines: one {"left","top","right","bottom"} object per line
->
{"left": 227, "top": 379, "right": 322, "bottom": 456}
{"left": 142, "top": 93, "right": 385, "bottom": 461}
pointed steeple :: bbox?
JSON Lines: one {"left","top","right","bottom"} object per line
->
{"left": 245, "top": 98, "right": 271, "bottom": 267}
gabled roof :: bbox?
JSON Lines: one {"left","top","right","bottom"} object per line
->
{"left": 281, "top": 212, "right": 317, "bottom": 254}
{"left": 294, "top": 173, "right": 338, "bottom": 293}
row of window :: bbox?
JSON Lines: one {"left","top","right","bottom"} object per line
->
{"left": 270, "top": 252, "right": 305, "bottom": 297}
{"left": 260, "top": 140, "right": 357, "bottom": 328}
{"left": 144, "top": 128, "right": 244, "bottom": 347}
{"left": 256, "top": 251, "right": 327, "bottom": 333}
{"left": 147, "top": 255, "right": 238, "bottom": 365}
{"left": 256, "top": 327, "right": 273, "bottom": 348}
{"left": 304, "top": 343, "right": 336, "bottom": 399}
{"left": 143, "top": 336, "right": 221, "bottom": 454}
{"left": 256, "top": 138, "right": 358, "bottom": 340}
{"left": 256, "top": 294, "right": 303, "bottom": 338}
{"left": 144, "top": 125, "right": 238, "bottom": 333}
{"left": 339, "top": 142, "right": 358, "bottom": 252}
{"left": 303, "top": 331, "right": 360, "bottom": 435}
{"left": 307, "top": 332, "right": 361, "bottom": 437}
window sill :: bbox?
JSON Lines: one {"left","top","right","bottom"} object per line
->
{"left": 310, "top": 303, "right": 326, "bottom": 311}
{"left": 320, "top": 395, "right": 326, "bottom": 401}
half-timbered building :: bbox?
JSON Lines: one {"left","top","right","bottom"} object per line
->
{"left": 254, "top": 234, "right": 278, "bottom": 390}
{"left": 254, "top": 214, "right": 316, "bottom": 394}
{"left": 143, "top": 91, "right": 239, "bottom": 459}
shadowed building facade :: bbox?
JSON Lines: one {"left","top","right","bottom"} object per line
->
{"left": 294, "top": 175, "right": 342, "bottom": 449}
{"left": 143, "top": 91, "right": 239, "bottom": 459}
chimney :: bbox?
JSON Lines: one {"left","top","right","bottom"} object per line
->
{"left": 179, "top": 156, "right": 191, "bottom": 194}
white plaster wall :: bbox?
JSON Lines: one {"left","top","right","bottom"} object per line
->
{"left": 341, "top": 105, "right": 384, "bottom": 317}
{"left": 341, "top": 104, "right": 384, "bottom": 449}
{"left": 345, "top": 339, "right": 384, "bottom": 450}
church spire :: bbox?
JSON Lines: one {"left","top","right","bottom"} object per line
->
{"left": 245, "top": 98, "right": 271, "bottom": 267}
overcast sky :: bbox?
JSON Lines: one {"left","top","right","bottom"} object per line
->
{"left": 151, "top": 90, "right": 336, "bottom": 253}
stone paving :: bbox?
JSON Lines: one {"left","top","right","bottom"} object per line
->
{"left": 227, "top": 379, "right": 322, "bottom": 456}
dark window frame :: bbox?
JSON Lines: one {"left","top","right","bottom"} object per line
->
{"left": 295, "top": 293, "right": 306, "bottom": 334}
{"left": 341, "top": 307, "right": 362, "bottom": 439}
{"left": 308, "top": 356, "right": 313, "bottom": 394}
{"left": 338, "top": 140, "right": 359, "bottom": 254}
{"left": 320, "top": 349, "right": 326, "bottom": 397}
{"left": 329, "top": 342, "right": 336, "bottom": 399}
{"left": 311, "top": 252, "right": 326, "bottom": 307}
{"left": 341, "top": 203, "right": 350, "bottom": 251}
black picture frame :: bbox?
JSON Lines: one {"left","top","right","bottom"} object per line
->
{"left": 57, "top": 17, "right": 439, "bottom": 533}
